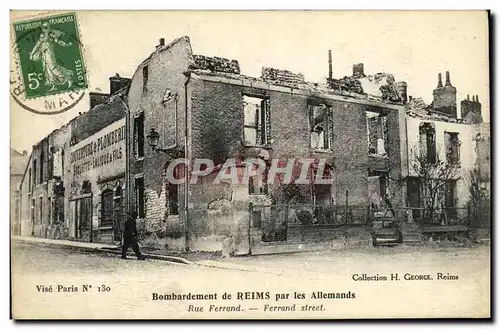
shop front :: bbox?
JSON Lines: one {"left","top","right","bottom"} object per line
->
{"left": 68, "top": 118, "right": 127, "bottom": 244}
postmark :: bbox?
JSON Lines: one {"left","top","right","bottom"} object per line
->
{"left": 11, "top": 12, "right": 88, "bottom": 115}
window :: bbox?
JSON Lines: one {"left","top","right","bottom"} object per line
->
{"left": 248, "top": 165, "right": 268, "bottom": 195}
{"left": 38, "top": 197, "right": 43, "bottom": 225}
{"left": 368, "top": 170, "right": 389, "bottom": 209}
{"left": 309, "top": 104, "right": 333, "bottom": 150}
{"left": 135, "top": 177, "right": 145, "bottom": 218}
{"left": 82, "top": 180, "right": 92, "bottom": 194}
{"left": 445, "top": 179, "right": 457, "bottom": 207}
{"left": 61, "top": 150, "right": 65, "bottom": 175}
{"left": 134, "top": 113, "right": 145, "bottom": 158}
{"left": 249, "top": 176, "right": 268, "bottom": 195}
{"left": 166, "top": 183, "right": 179, "bottom": 215}
{"left": 313, "top": 184, "right": 331, "bottom": 206}
{"left": 40, "top": 151, "right": 44, "bottom": 184}
{"left": 28, "top": 168, "right": 31, "bottom": 193}
{"left": 31, "top": 199, "right": 35, "bottom": 227}
{"left": 445, "top": 132, "right": 460, "bottom": 164}
{"left": 243, "top": 95, "right": 271, "bottom": 146}
{"left": 445, "top": 179, "right": 458, "bottom": 220}
{"left": 366, "top": 111, "right": 388, "bottom": 156}
{"left": 48, "top": 197, "right": 52, "bottom": 224}
{"left": 419, "top": 122, "right": 436, "bottom": 164}
{"left": 142, "top": 65, "right": 149, "bottom": 93}
{"left": 251, "top": 210, "right": 262, "bottom": 228}
{"left": 33, "top": 159, "right": 37, "bottom": 187}
{"left": 313, "top": 184, "right": 333, "bottom": 225}
{"left": 52, "top": 148, "right": 63, "bottom": 178}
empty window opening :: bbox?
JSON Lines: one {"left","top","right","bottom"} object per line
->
{"left": 134, "top": 113, "right": 145, "bottom": 158}
{"left": 310, "top": 104, "right": 332, "bottom": 150}
{"left": 419, "top": 122, "right": 437, "bottom": 164}
{"left": 166, "top": 183, "right": 179, "bottom": 215}
{"left": 368, "top": 170, "right": 389, "bottom": 209}
{"left": 366, "top": 111, "right": 388, "bottom": 156}
{"left": 142, "top": 65, "right": 148, "bottom": 93}
{"left": 445, "top": 132, "right": 460, "bottom": 164}
{"left": 135, "top": 177, "right": 145, "bottom": 218}
{"left": 243, "top": 95, "right": 270, "bottom": 146}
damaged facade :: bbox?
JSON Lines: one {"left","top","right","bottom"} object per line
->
{"left": 17, "top": 36, "right": 489, "bottom": 253}
{"left": 19, "top": 76, "right": 130, "bottom": 242}
{"left": 10, "top": 148, "right": 28, "bottom": 235}
{"left": 126, "top": 36, "right": 407, "bottom": 253}
{"left": 405, "top": 71, "right": 487, "bottom": 230}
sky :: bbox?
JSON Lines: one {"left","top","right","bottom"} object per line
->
{"left": 10, "top": 10, "right": 490, "bottom": 153}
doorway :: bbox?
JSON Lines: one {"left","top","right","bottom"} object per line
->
{"left": 74, "top": 197, "right": 92, "bottom": 241}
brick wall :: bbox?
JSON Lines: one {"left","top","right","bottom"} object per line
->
{"left": 185, "top": 77, "right": 404, "bottom": 250}
{"left": 127, "top": 36, "right": 192, "bottom": 249}
{"left": 125, "top": 37, "right": 404, "bottom": 252}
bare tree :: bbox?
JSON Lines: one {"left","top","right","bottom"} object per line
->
{"left": 411, "top": 148, "right": 460, "bottom": 224}
{"left": 465, "top": 168, "right": 490, "bottom": 229}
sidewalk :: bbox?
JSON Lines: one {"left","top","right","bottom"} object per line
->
{"left": 11, "top": 236, "right": 197, "bottom": 265}
{"left": 11, "top": 235, "right": 307, "bottom": 274}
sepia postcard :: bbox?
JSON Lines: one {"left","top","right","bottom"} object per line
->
{"left": 10, "top": 10, "right": 491, "bottom": 320}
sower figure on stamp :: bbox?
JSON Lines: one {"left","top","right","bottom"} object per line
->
{"left": 29, "top": 22, "right": 74, "bottom": 92}
{"left": 121, "top": 211, "right": 146, "bottom": 260}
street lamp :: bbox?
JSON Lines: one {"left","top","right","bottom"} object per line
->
{"left": 146, "top": 128, "right": 184, "bottom": 158}
{"left": 146, "top": 128, "right": 160, "bottom": 151}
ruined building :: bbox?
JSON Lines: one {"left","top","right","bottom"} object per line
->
{"left": 17, "top": 36, "right": 488, "bottom": 253}
{"left": 125, "top": 36, "right": 408, "bottom": 253}
{"left": 405, "top": 70, "right": 487, "bottom": 231}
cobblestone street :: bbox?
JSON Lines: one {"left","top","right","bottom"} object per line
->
{"left": 11, "top": 240, "right": 490, "bottom": 319}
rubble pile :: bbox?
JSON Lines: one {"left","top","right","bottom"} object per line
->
{"left": 261, "top": 67, "right": 305, "bottom": 87}
{"left": 329, "top": 76, "right": 364, "bottom": 94}
{"left": 358, "top": 73, "right": 402, "bottom": 103}
{"left": 407, "top": 97, "right": 428, "bottom": 111}
{"left": 190, "top": 55, "right": 240, "bottom": 74}
{"left": 406, "top": 97, "right": 462, "bottom": 123}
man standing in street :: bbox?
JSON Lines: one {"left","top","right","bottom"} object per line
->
{"left": 121, "top": 211, "right": 146, "bottom": 260}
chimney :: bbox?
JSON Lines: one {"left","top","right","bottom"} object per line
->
{"left": 109, "top": 73, "right": 131, "bottom": 95}
{"left": 476, "top": 95, "right": 479, "bottom": 102}
{"left": 445, "top": 71, "right": 452, "bottom": 86}
{"left": 22, "top": 150, "right": 27, "bottom": 156}
{"left": 328, "top": 50, "right": 333, "bottom": 82}
{"left": 159, "top": 38, "right": 165, "bottom": 46}
{"left": 409, "top": 96, "right": 413, "bottom": 102}
{"left": 353, "top": 63, "right": 364, "bottom": 78}
{"left": 467, "top": 94, "right": 470, "bottom": 101}
{"left": 396, "top": 81, "right": 408, "bottom": 104}
{"left": 437, "top": 73, "right": 443, "bottom": 88}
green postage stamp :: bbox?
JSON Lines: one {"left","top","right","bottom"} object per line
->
{"left": 13, "top": 12, "right": 88, "bottom": 99}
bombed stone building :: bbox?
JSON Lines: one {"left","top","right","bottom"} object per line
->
{"left": 10, "top": 148, "right": 28, "bottom": 235}
{"left": 19, "top": 75, "right": 130, "bottom": 242}
{"left": 125, "top": 36, "right": 408, "bottom": 253}
{"left": 17, "top": 36, "right": 488, "bottom": 253}
{"left": 405, "top": 71, "right": 485, "bottom": 227}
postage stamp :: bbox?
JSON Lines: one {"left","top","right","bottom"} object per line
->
{"left": 12, "top": 12, "right": 87, "bottom": 100}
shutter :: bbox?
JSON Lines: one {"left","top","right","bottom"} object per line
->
{"left": 264, "top": 98, "right": 271, "bottom": 145}
{"left": 255, "top": 106, "right": 261, "bottom": 145}
{"left": 382, "top": 116, "right": 388, "bottom": 155}
{"left": 327, "top": 107, "right": 334, "bottom": 150}
{"left": 308, "top": 105, "right": 314, "bottom": 148}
